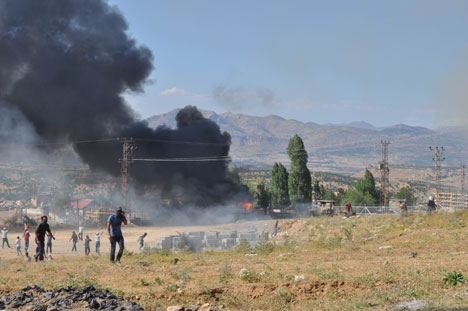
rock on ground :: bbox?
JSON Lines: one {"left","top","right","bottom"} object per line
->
{"left": 392, "top": 300, "right": 426, "bottom": 310}
{"left": 0, "top": 285, "right": 143, "bottom": 311}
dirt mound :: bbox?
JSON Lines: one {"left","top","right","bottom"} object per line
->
{"left": 0, "top": 285, "right": 143, "bottom": 311}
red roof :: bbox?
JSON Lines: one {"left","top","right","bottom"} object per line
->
{"left": 70, "top": 199, "right": 94, "bottom": 210}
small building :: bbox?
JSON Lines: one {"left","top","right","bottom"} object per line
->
{"left": 70, "top": 199, "right": 94, "bottom": 217}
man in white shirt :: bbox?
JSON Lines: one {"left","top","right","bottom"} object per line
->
{"left": 2, "top": 227, "right": 10, "bottom": 248}
{"left": 95, "top": 232, "right": 102, "bottom": 254}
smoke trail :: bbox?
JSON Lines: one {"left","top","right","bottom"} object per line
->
{"left": 0, "top": 0, "right": 245, "bottom": 206}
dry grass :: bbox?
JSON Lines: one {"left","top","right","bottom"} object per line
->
{"left": 2, "top": 213, "right": 468, "bottom": 310}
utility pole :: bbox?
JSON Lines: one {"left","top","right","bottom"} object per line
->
{"left": 429, "top": 146, "right": 445, "bottom": 203}
{"left": 118, "top": 138, "right": 137, "bottom": 215}
{"left": 379, "top": 140, "right": 390, "bottom": 206}
{"left": 461, "top": 165, "right": 466, "bottom": 209}
{"left": 461, "top": 165, "right": 465, "bottom": 195}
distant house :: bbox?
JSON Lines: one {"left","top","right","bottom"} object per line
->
{"left": 70, "top": 199, "right": 95, "bottom": 217}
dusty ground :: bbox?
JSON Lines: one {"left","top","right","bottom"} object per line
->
{"left": 0, "top": 219, "right": 275, "bottom": 259}
{"left": 2, "top": 213, "right": 468, "bottom": 310}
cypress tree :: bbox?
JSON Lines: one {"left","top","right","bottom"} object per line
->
{"left": 287, "top": 134, "right": 312, "bottom": 203}
{"left": 270, "top": 162, "right": 290, "bottom": 208}
{"left": 254, "top": 179, "right": 269, "bottom": 210}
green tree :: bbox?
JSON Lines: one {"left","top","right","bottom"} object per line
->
{"left": 227, "top": 165, "right": 241, "bottom": 184}
{"left": 396, "top": 186, "right": 416, "bottom": 205}
{"left": 254, "top": 179, "right": 269, "bottom": 209}
{"left": 270, "top": 162, "right": 290, "bottom": 208}
{"left": 244, "top": 180, "right": 255, "bottom": 197}
{"left": 323, "top": 189, "right": 338, "bottom": 201}
{"left": 313, "top": 179, "right": 325, "bottom": 200}
{"left": 340, "top": 189, "right": 375, "bottom": 206}
{"left": 355, "top": 169, "right": 378, "bottom": 204}
{"left": 287, "top": 134, "right": 312, "bottom": 204}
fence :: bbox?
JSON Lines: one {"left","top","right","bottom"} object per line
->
{"left": 438, "top": 192, "right": 468, "bottom": 211}
{"left": 333, "top": 205, "right": 426, "bottom": 215}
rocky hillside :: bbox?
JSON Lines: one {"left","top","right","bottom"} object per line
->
{"left": 147, "top": 109, "right": 468, "bottom": 174}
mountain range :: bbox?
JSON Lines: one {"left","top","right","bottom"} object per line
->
{"left": 146, "top": 109, "right": 468, "bottom": 174}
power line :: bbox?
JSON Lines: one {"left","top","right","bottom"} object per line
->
{"left": 134, "top": 138, "right": 229, "bottom": 146}
{"left": 0, "top": 137, "right": 230, "bottom": 147}
{"left": 133, "top": 156, "right": 231, "bottom": 162}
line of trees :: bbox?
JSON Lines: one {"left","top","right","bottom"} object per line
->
{"left": 249, "top": 134, "right": 312, "bottom": 210}
{"left": 313, "top": 169, "right": 417, "bottom": 206}
{"left": 246, "top": 134, "right": 417, "bottom": 209}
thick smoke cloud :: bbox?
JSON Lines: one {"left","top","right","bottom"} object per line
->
{"left": 0, "top": 0, "right": 245, "bottom": 206}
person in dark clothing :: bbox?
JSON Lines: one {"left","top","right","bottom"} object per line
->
{"left": 427, "top": 196, "right": 436, "bottom": 213}
{"left": 70, "top": 231, "right": 78, "bottom": 252}
{"left": 107, "top": 207, "right": 128, "bottom": 264}
{"left": 272, "top": 220, "right": 278, "bottom": 237}
{"left": 84, "top": 235, "right": 91, "bottom": 256}
{"left": 34, "top": 216, "right": 54, "bottom": 262}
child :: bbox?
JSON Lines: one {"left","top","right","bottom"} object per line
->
{"left": 95, "top": 232, "right": 102, "bottom": 254}
{"left": 15, "top": 236, "right": 22, "bottom": 256}
{"left": 84, "top": 235, "right": 91, "bottom": 256}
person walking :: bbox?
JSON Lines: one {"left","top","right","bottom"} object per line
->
{"left": 95, "top": 232, "right": 102, "bottom": 254}
{"left": 24, "top": 227, "right": 30, "bottom": 253}
{"left": 34, "top": 216, "right": 54, "bottom": 262}
{"left": 427, "top": 196, "right": 436, "bottom": 213}
{"left": 137, "top": 233, "right": 147, "bottom": 251}
{"left": 272, "top": 220, "right": 279, "bottom": 237}
{"left": 107, "top": 207, "right": 128, "bottom": 264}
{"left": 84, "top": 235, "right": 91, "bottom": 256}
{"left": 24, "top": 251, "right": 31, "bottom": 262}
{"left": 78, "top": 226, "right": 84, "bottom": 241}
{"left": 345, "top": 203, "right": 353, "bottom": 217}
{"left": 70, "top": 231, "right": 78, "bottom": 252}
{"left": 15, "top": 236, "right": 22, "bottom": 256}
{"left": 2, "top": 227, "right": 10, "bottom": 248}
{"left": 399, "top": 200, "right": 408, "bottom": 216}
{"left": 46, "top": 232, "right": 55, "bottom": 254}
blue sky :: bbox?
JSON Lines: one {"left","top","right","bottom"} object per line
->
{"left": 110, "top": 0, "right": 468, "bottom": 127}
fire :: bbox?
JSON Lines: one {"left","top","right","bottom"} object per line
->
{"left": 239, "top": 202, "right": 254, "bottom": 213}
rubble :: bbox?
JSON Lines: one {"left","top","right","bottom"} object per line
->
{"left": 0, "top": 285, "right": 143, "bottom": 311}
{"left": 155, "top": 229, "right": 269, "bottom": 252}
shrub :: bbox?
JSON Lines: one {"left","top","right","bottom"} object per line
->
{"left": 219, "top": 262, "right": 233, "bottom": 283}
{"left": 163, "top": 284, "right": 180, "bottom": 292}
{"left": 443, "top": 271, "right": 465, "bottom": 286}
{"left": 255, "top": 233, "right": 275, "bottom": 255}
{"left": 239, "top": 268, "right": 260, "bottom": 283}
{"left": 236, "top": 239, "right": 252, "bottom": 253}
{"left": 177, "top": 233, "right": 195, "bottom": 252}
{"left": 153, "top": 277, "right": 163, "bottom": 285}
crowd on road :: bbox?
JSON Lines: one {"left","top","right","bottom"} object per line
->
{"left": 0, "top": 207, "right": 148, "bottom": 265}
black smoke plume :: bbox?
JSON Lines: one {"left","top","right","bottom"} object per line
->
{"left": 0, "top": 0, "right": 245, "bottom": 206}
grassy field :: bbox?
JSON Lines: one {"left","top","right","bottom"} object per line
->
{"left": 2, "top": 213, "right": 468, "bottom": 310}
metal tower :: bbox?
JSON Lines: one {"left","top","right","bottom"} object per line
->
{"left": 429, "top": 146, "right": 445, "bottom": 202}
{"left": 461, "top": 165, "right": 465, "bottom": 195}
{"left": 118, "top": 138, "right": 137, "bottom": 213}
{"left": 380, "top": 140, "right": 390, "bottom": 206}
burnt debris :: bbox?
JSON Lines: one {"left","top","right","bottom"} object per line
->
{"left": 1, "top": 285, "right": 143, "bottom": 311}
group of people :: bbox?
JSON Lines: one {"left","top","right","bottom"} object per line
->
{"left": 2, "top": 219, "right": 55, "bottom": 262}
{"left": 69, "top": 230, "right": 103, "bottom": 256}
{"left": 1, "top": 207, "right": 150, "bottom": 265}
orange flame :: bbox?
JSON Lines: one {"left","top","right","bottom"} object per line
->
{"left": 239, "top": 202, "right": 254, "bottom": 213}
